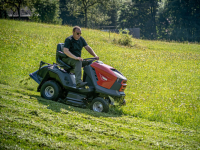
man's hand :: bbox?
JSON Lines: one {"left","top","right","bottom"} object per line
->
{"left": 76, "top": 57, "right": 83, "bottom": 61}
{"left": 95, "top": 56, "right": 99, "bottom": 60}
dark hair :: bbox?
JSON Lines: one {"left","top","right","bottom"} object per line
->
{"left": 73, "top": 26, "right": 81, "bottom": 32}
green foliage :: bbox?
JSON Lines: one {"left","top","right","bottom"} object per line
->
{"left": 117, "top": 0, "right": 200, "bottom": 42}
{"left": 59, "top": 0, "right": 120, "bottom": 28}
{"left": 157, "top": 0, "right": 200, "bottom": 42}
{"left": 115, "top": 29, "right": 132, "bottom": 46}
{"left": 59, "top": 0, "right": 83, "bottom": 25}
{"left": 33, "top": 0, "right": 62, "bottom": 24}
{"left": 0, "top": 5, "right": 7, "bottom": 18}
{"left": 104, "top": 0, "right": 120, "bottom": 27}
{"left": 66, "top": 0, "right": 112, "bottom": 27}
{"left": 2, "top": 0, "right": 33, "bottom": 18}
{"left": 118, "top": 0, "right": 159, "bottom": 39}
{"left": 86, "top": 6, "right": 111, "bottom": 28}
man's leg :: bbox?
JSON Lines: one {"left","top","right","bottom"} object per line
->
{"left": 62, "top": 58, "right": 86, "bottom": 86}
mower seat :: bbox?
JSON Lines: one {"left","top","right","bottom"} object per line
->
{"left": 56, "top": 43, "right": 73, "bottom": 72}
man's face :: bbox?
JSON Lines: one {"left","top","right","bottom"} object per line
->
{"left": 73, "top": 29, "right": 82, "bottom": 40}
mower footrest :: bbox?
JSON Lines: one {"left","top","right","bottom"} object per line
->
{"left": 67, "top": 100, "right": 84, "bottom": 105}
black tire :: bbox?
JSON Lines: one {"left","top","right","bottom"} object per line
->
{"left": 40, "top": 80, "right": 61, "bottom": 101}
{"left": 90, "top": 97, "right": 109, "bottom": 113}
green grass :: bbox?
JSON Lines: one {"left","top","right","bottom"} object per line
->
{"left": 0, "top": 19, "right": 200, "bottom": 149}
{"left": 0, "top": 84, "right": 199, "bottom": 149}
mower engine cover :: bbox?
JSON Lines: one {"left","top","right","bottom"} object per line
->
{"left": 90, "top": 61, "right": 127, "bottom": 93}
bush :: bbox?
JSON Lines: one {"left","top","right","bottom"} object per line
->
{"left": 115, "top": 29, "right": 132, "bottom": 46}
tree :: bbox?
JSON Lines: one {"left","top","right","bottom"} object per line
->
{"left": 59, "top": 0, "right": 84, "bottom": 26}
{"left": 103, "top": 0, "right": 120, "bottom": 27}
{"left": 68, "top": 0, "right": 110, "bottom": 27}
{"left": 149, "top": 0, "right": 159, "bottom": 39}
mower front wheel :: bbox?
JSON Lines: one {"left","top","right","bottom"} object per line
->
{"left": 40, "top": 80, "right": 61, "bottom": 101}
{"left": 90, "top": 97, "right": 109, "bottom": 113}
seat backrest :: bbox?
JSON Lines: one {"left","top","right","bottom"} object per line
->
{"left": 57, "top": 43, "right": 64, "bottom": 52}
{"left": 56, "top": 43, "right": 72, "bottom": 71}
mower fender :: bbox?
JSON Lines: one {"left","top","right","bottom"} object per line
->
{"left": 37, "top": 66, "right": 76, "bottom": 92}
{"left": 37, "top": 71, "right": 51, "bottom": 92}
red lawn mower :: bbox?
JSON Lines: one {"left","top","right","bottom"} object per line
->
{"left": 29, "top": 43, "right": 127, "bottom": 113}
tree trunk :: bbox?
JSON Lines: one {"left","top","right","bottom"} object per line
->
{"left": 150, "top": 0, "right": 157, "bottom": 39}
{"left": 17, "top": 7, "right": 20, "bottom": 19}
{"left": 84, "top": 8, "right": 87, "bottom": 28}
{"left": 17, "top": 2, "right": 21, "bottom": 19}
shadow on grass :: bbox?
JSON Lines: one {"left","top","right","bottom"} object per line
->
{"left": 29, "top": 94, "right": 124, "bottom": 118}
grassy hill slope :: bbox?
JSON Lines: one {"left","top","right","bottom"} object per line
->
{"left": 1, "top": 84, "right": 199, "bottom": 149}
{"left": 0, "top": 19, "right": 200, "bottom": 149}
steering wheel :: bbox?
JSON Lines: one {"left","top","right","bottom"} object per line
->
{"left": 83, "top": 57, "right": 98, "bottom": 61}
{"left": 82, "top": 57, "right": 97, "bottom": 66}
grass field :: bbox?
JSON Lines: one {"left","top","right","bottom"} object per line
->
{"left": 0, "top": 19, "right": 200, "bottom": 149}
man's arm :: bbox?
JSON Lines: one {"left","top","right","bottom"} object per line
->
{"left": 63, "top": 47, "right": 83, "bottom": 61}
{"left": 84, "top": 45, "right": 99, "bottom": 60}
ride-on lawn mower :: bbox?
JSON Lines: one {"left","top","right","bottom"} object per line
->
{"left": 29, "top": 43, "right": 127, "bottom": 113}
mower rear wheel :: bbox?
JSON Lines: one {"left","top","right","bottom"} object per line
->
{"left": 40, "top": 80, "right": 61, "bottom": 101}
{"left": 90, "top": 97, "right": 109, "bottom": 113}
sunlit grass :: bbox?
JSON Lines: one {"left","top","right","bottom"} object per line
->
{"left": 0, "top": 19, "right": 200, "bottom": 130}
{"left": 0, "top": 84, "right": 199, "bottom": 149}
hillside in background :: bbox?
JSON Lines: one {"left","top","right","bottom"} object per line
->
{"left": 0, "top": 19, "right": 199, "bottom": 149}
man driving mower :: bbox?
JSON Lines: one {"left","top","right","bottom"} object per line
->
{"left": 62, "top": 26, "right": 99, "bottom": 88}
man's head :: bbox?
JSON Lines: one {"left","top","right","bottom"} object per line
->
{"left": 73, "top": 26, "right": 82, "bottom": 40}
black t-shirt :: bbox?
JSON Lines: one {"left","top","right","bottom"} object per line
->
{"left": 64, "top": 35, "right": 87, "bottom": 57}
